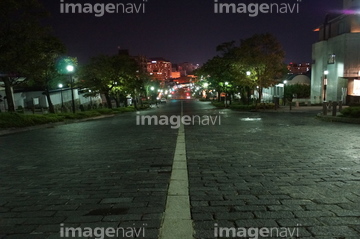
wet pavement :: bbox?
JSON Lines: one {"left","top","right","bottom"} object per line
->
{"left": 1, "top": 100, "right": 360, "bottom": 238}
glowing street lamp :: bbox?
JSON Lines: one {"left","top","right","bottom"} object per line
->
{"left": 246, "top": 71, "right": 251, "bottom": 76}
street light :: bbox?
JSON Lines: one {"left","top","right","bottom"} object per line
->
{"left": 225, "top": 82, "right": 229, "bottom": 107}
{"left": 324, "top": 70, "right": 329, "bottom": 102}
{"left": 58, "top": 83, "right": 64, "bottom": 108}
{"left": 246, "top": 71, "right": 251, "bottom": 76}
{"left": 283, "top": 80, "right": 287, "bottom": 106}
{"left": 66, "top": 65, "right": 75, "bottom": 113}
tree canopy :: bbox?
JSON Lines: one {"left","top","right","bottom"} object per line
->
{"left": 196, "top": 33, "right": 287, "bottom": 104}
{"left": 0, "top": 0, "right": 65, "bottom": 112}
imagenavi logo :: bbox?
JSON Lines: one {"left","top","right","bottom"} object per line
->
{"left": 214, "top": 0, "right": 302, "bottom": 17}
{"left": 60, "top": 0, "right": 148, "bottom": 17}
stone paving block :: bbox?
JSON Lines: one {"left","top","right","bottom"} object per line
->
{"left": 235, "top": 219, "right": 279, "bottom": 228}
{"left": 4, "top": 234, "right": 48, "bottom": 239}
{"left": 64, "top": 216, "right": 104, "bottom": 223}
{"left": 317, "top": 216, "right": 360, "bottom": 226}
{"left": 214, "top": 212, "right": 254, "bottom": 220}
{"left": 293, "top": 210, "right": 335, "bottom": 218}
{"left": 23, "top": 217, "right": 66, "bottom": 225}
{"left": 254, "top": 211, "right": 295, "bottom": 219}
{"left": 308, "top": 226, "right": 359, "bottom": 237}
{"left": 276, "top": 218, "right": 324, "bottom": 227}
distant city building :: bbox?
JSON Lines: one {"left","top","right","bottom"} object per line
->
{"left": 288, "top": 62, "right": 311, "bottom": 75}
{"left": 171, "top": 71, "right": 181, "bottom": 79}
{"left": 147, "top": 57, "right": 172, "bottom": 82}
{"left": 311, "top": 0, "right": 360, "bottom": 104}
{"left": 177, "top": 62, "right": 200, "bottom": 76}
{"left": 118, "top": 48, "right": 148, "bottom": 73}
{"left": 134, "top": 55, "right": 148, "bottom": 74}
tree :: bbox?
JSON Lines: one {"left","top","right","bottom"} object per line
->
{"left": 78, "top": 54, "right": 139, "bottom": 108}
{"left": 237, "top": 33, "right": 286, "bottom": 103}
{"left": 26, "top": 37, "right": 67, "bottom": 113}
{"left": 0, "top": 0, "right": 53, "bottom": 112}
{"left": 284, "top": 84, "right": 311, "bottom": 102}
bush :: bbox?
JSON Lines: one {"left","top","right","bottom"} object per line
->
{"left": 0, "top": 113, "right": 65, "bottom": 128}
{"left": 340, "top": 107, "right": 360, "bottom": 118}
{"left": 0, "top": 106, "right": 138, "bottom": 129}
{"left": 230, "top": 104, "right": 256, "bottom": 111}
{"left": 256, "top": 103, "right": 276, "bottom": 109}
{"left": 199, "top": 98, "right": 211, "bottom": 102}
{"left": 211, "top": 101, "right": 225, "bottom": 108}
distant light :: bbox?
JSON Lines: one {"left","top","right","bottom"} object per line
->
{"left": 246, "top": 71, "right": 251, "bottom": 76}
{"left": 150, "top": 87, "right": 155, "bottom": 91}
{"left": 324, "top": 70, "right": 329, "bottom": 75}
{"left": 203, "top": 83, "right": 209, "bottom": 88}
{"left": 284, "top": 80, "right": 287, "bottom": 84}
{"left": 225, "top": 82, "right": 229, "bottom": 85}
{"left": 58, "top": 84, "right": 63, "bottom": 88}
{"left": 152, "top": 61, "right": 157, "bottom": 63}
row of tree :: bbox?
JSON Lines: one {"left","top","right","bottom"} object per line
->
{"left": 0, "top": 0, "right": 157, "bottom": 112}
{"left": 195, "top": 33, "right": 287, "bottom": 104}
{"left": 78, "top": 54, "right": 156, "bottom": 109}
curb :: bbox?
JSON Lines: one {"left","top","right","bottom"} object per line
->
{"left": 0, "top": 114, "right": 115, "bottom": 136}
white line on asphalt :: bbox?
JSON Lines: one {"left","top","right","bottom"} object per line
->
{"left": 159, "top": 101, "right": 194, "bottom": 239}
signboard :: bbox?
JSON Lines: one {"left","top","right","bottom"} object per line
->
{"left": 353, "top": 79, "right": 360, "bottom": 96}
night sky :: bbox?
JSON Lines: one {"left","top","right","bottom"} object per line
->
{"left": 39, "top": 0, "right": 343, "bottom": 65}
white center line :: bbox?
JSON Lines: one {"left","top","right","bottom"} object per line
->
{"left": 159, "top": 101, "right": 194, "bottom": 239}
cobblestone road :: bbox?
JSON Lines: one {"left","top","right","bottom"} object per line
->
{"left": 184, "top": 101, "right": 360, "bottom": 239}
{"left": 1, "top": 100, "right": 360, "bottom": 239}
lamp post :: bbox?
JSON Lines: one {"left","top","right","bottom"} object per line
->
{"left": 323, "top": 70, "right": 329, "bottom": 102}
{"left": 89, "top": 90, "right": 93, "bottom": 108}
{"left": 283, "top": 80, "right": 287, "bottom": 106}
{"left": 224, "top": 82, "right": 229, "bottom": 107}
{"left": 58, "top": 83, "right": 64, "bottom": 108}
{"left": 66, "top": 65, "right": 75, "bottom": 113}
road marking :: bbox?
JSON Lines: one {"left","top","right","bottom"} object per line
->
{"left": 159, "top": 101, "right": 194, "bottom": 239}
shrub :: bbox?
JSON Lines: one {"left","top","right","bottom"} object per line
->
{"left": 0, "top": 113, "right": 65, "bottom": 128}
{"left": 340, "top": 107, "right": 360, "bottom": 118}
{"left": 211, "top": 101, "right": 225, "bottom": 108}
{"left": 230, "top": 104, "right": 256, "bottom": 111}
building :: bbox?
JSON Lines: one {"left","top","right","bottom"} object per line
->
{"left": 288, "top": 62, "right": 311, "bottom": 75}
{"left": 147, "top": 57, "right": 172, "bottom": 82}
{"left": 177, "top": 62, "right": 200, "bottom": 76}
{"left": 118, "top": 48, "right": 148, "bottom": 73}
{"left": 311, "top": 0, "right": 360, "bottom": 104}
